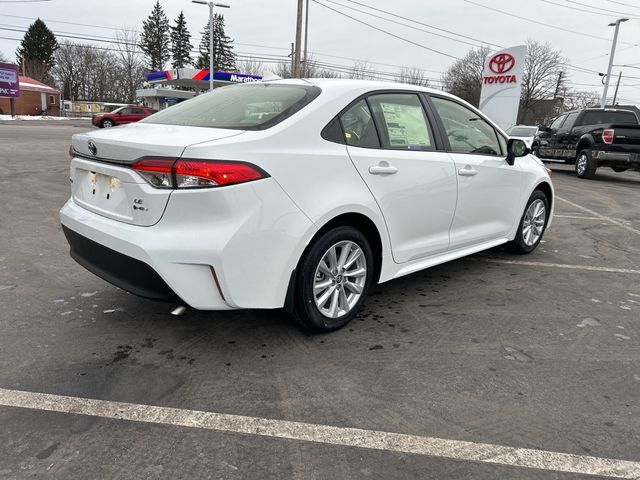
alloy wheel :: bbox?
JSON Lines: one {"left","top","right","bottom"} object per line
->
{"left": 522, "top": 199, "right": 546, "bottom": 246}
{"left": 576, "top": 153, "right": 588, "bottom": 176}
{"left": 313, "top": 240, "right": 367, "bottom": 319}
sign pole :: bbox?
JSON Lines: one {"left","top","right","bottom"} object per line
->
{"left": 10, "top": 97, "right": 15, "bottom": 117}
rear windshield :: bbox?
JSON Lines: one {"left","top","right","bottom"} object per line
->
{"left": 143, "top": 83, "right": 321, "bottom": 130}
{"left": 579, "top": 110, "right": 638, "bottom": 126}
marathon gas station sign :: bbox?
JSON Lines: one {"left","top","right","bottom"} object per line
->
{"left": 0, "top": 62, "right": 20, "bottom": 98}
{"left": 479, "top": 45, "right": 526, "bottom": 130}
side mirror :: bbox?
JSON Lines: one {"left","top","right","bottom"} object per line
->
{"left": 506, "top": 138, "right": 530, "bottom": 166}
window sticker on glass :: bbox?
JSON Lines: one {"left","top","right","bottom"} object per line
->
{"left": 368, "top": 94, "right": 433, "bottom": 151}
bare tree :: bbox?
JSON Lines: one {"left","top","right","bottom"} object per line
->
{"left": 0, "top": 51, "right": 8, "bottom": 62}
{"left": 115, "top": 28, "right": 146, "bottom": 103}
{"left": 562, "top": 89, "right": 600, "bottom": 111}
{"left": 519, "top": 40, "right": 566, "bottom": 123}
{"left": 397, "top": 66, "right": 430, "bottom": 87}
{"left": 441, "top": 46, "right": 490, "bottom": 107}
{"left": 350, "top": 60, "right": 375, "bottom": 80}
{"left": 237, "top": 57, "right": 265, "bottom": 76}
{"left": 273, "top": 61, "right": 293, "bottom": 79}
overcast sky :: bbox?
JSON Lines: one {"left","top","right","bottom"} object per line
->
{"left": 1, "top": 0, "right": 639, "bottom": 104}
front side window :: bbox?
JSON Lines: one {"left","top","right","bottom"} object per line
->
{"left": 431, "top": 96, "right": 502, "bottom": 156}
{"left": 120, "top": 108, "right": 134, "bottom": 115}
{"left": 367, "top": 93, "right": 434, "bottom": 150}
{"left": 339, "top": 99, "right": 379, "bottom": 148}
{"left": 144, "top": 84, "right": 321, "bottom": 130}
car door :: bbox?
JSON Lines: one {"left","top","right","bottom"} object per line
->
{"left": 130, "top": 107, "right": 147, "bottom": 122}
{"left": 117, "top": 108, "right": 135, "bottom": 124}
{"left": 429, "top": 95, "right": 524, "bottom": 250}
{"left": 342, "top": 93, "right": 458, "bottom": 264}
{"left": 539, "top": 114, "right": 567, "bottom": 158}
{"left": 555, "top": 112, "right": 580, "bottom": 160}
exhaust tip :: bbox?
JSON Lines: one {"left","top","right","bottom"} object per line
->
{"left": 170, "top": 305, "right": 188, "bottom": 316}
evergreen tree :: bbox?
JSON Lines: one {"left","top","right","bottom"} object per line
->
{"left": 170, "top": 11, "right": 192, "bottom": 68}
{"left": 139, "top": 0, "right": 171, "bottom": 71}
{"left": 197, "top": 14, "right": 236, "bottom": 71}
{"left": 15, "top": 19, "right": 58, "bottom": 82}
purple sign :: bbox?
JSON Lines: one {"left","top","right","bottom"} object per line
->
{"left": 0, "top": 63, "right": 20, "bottom": 98}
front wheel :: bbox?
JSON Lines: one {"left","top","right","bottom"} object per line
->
{"left": 292, "top": 226, "right": 374, "bottom": 332}
{"left": 575, "top": 149, "right": 597, "bottom": 179}
{"left": 508, "top": 190, "right": 549, "bottom": 254}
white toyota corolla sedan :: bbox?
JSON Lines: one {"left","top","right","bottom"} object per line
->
{"left": 60, "top": 79, "right": 553, "bottom": 332}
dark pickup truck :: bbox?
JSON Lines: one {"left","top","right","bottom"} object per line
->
{"left": 531, "top": 108, "right": 640, "bottom": 178}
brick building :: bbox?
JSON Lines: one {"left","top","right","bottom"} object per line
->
{"left": 0, "top": 76, "right": 61, "bottom": 116}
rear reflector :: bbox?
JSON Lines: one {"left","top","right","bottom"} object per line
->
{"left": 131, "top": 158, "right": 268, "bottom": 189}
{"left": 602, "top": 129, "right": 614, "bottom": 144}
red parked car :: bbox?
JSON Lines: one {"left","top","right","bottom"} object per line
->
{"left": 92, "top": 106, "right": 157, "bottom": 128}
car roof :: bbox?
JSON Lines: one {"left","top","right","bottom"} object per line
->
{"left": 262, "top": 77, "right": 454, "bottom": 97}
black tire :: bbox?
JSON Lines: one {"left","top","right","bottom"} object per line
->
{"left": 531, "top": 144, "right": 539, "bottom": 158}
{"left": 508, "top": 190, "right": 549, "bottom": 254}
{"left": 291, "top": 226, "right": 374, "bottom": 333}
{"left": 575, "top": 149, "right": 597, "bottom": 179}
{"left": 101, "top": 119, "right": 114, "bottom": 128}
{"left": 612, "top": 167, "right": 628, "bottom": 173}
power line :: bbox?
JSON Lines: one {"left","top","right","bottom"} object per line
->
{"left": 320, "top": 0, "right": 486, "bottom": 48}
{"left": 311, "top": 0, "right": 459, "bottom": 59}
{"left": 542, "top": 0, "right": 640, "bottom": 18}
{"left": 602, "top": 0, "right": 640, "bottom": 9}
{"left": 463, "top": 0, "right": 636, "bottom": 45}
{"left": 563, "top": 0, "right": 640, "bottom": 17}
{"left": 334, "top": 0, "right": 503, "bottom": 48}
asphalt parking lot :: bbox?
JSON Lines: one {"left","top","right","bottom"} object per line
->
{"left": 0, "top": 122, "right": 639, "bottom": 479}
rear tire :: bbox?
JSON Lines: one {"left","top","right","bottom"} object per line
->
{"left": 508, "top": 190, "right": 549, "bottom": 254}
{"left": 291, "top": 226, "right": 374, "bottom": 333}
{"left": 575, "top": 149, "right": 597, "bottom": 179}
{"left": 101, "top": 119, "right": 114, "bottom": 128}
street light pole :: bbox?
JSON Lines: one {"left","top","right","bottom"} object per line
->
{"left": 192, "top": 0, "right": 230, "bottom": 91}
{"left": 601, "top": 18, "right": 628, "bottom": 108}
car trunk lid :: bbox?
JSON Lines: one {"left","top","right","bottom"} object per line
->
{"left": 70, "top": 123, "right": 246, "bottom": 226}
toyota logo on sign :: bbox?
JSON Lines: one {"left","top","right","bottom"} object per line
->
{"left": 489, "top": 53, "right": 516, "bottom": 74}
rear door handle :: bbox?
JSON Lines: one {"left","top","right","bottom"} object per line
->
{"left": 369, "top": 164, "right": 398, "bottom": 175}
{"left": 458, "top": 167, "right": 478, "bottom": 177}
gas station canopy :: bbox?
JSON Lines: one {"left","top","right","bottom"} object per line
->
{"left": 137, "top": 68, "right": 263, "bottom": 110}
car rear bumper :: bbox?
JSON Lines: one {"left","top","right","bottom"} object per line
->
{"left": 59, "top": 178, "right": 316, "bottom": 310}
{"left": 593, "top": 150, "right": 640, "bottom": 164}
{"left": 62, "top": 225, "right": 178, "bottom": 302}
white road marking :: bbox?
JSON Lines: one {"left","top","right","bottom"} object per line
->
{"left": 556, "top": 196, "right": 640, "bottom": 236}
{"left": 553, "top": 214, "right": 602, "bottom": 220}
{"left": 0, "top": 388, "right": 639, "bottom": 478}
{"left": 481, "top": 258, "right": 640, "bottom": 275}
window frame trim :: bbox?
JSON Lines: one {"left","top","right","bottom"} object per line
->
{"left": 321, "top": 88, "right": 446, "bottom": 152}
{"left": 426, "top": 93, "right": 508, "bottom": 158}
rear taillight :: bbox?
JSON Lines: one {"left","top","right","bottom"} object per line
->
{"left": 131, "top": 158, "right": 268, "bottom": 189}
{"left": 602, "top": 129, "right": 614, "bottom": 144}
{"left": 68, "top": 145, "right": 74, "bottom": 158}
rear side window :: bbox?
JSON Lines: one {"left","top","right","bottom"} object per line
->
{"left": 144, "top": 84, "right": 321, "bottom": 130}
{"left": 367, "top": 93, "right": 434, "bottom": 150}
{"left": 579, "top": 110, "right": 638, "bottom": 125}
{"left": 339, "top": 99, "right": 380, "bottom": 148}
{"left": 561, "top": 112, "right": 579, "bottom": 129}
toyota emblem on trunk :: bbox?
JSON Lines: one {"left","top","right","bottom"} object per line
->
{"left": 88, "top": 140, "right": 97, "bottom": 156}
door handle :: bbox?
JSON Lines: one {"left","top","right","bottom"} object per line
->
{"left": 369, "top": 163, "right": 398, "bottom": 175}
{"left": 458, "top": 166, "right": 478, "bottom": 177}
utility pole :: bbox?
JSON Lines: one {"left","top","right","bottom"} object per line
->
{"left": 553, "top": 71, "right": 564, "bottom": 113}
{"left": 289, "top": 43, "right": 295, "bottom": 78}
{"left": 293, "top": 0, "right": 304, "bottom": 77}
{"left": 612, "top": 72, "right": 622, "bottom": 106}
{"left": 601, "top": 18, "right": 628, "bottom": 108}
{"left": 302, "top": 0, "right": 309, "bottom": 77}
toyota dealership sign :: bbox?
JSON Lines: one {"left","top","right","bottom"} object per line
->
{"left": 479, "top": 45, "right": 526, "bottom": 130}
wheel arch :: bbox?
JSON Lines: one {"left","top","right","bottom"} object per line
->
{"left": 576, "top": 134, "right": 595, "bottom": 158}
{"left": 284, "top": 211, "right": 385, "bottom": 316}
